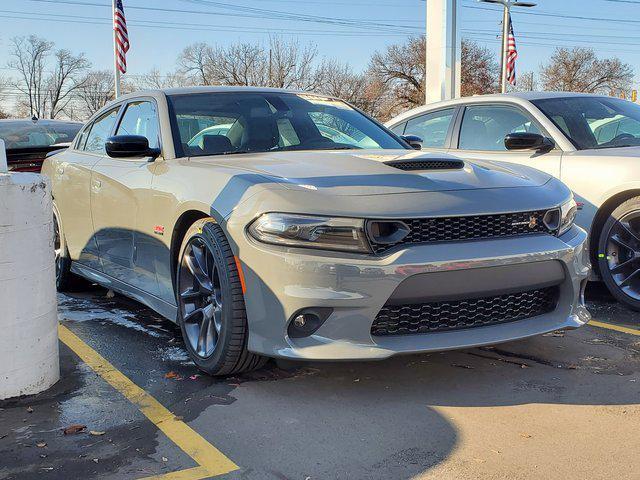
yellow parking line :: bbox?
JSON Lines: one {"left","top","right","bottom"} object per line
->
{"left": 142, "top": 466, "right": 212, "bottom": 480}
{"left": 58, "top": 324, "right": 239, "bottom": 479}
{"left": 589, "top": 320, "right": 640, "bottom": 336}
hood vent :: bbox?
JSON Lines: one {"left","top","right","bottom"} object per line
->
{"left": 384, "top": 158, "right": 464, "bottom": 171}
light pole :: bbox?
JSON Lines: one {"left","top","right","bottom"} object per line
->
{"left": 478, "top": 0, "right": 536, "bottom": 93}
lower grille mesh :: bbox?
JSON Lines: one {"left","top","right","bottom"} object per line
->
{"left": 371, "top": 287, "right": 559, "bottom": 336}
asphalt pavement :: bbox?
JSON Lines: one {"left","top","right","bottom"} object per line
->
{"left": 0, "top": 283, "right": 638, "bottom": 480}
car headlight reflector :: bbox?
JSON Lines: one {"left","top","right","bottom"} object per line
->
{"left": 248, "top": 213, "right": 371, "bottom": 253}
{"left": 558, "top": 197, "right": 578, "bottom": 236}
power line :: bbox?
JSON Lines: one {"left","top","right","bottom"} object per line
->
{"left": 23, "top": 0, "right": 419, "bottom": 32}
{"left": 0, "top": 12, "right": 416, "bottom": 37}
{"left": 465, "top": 4, "right": 640, "bottom": 25}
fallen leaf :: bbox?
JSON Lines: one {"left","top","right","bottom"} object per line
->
{"left": 63, "top": 424, "right": 87, "bottom": 435}
{"left": 452, "top": 364, "right": 474, "bottom": 369}
{"left": 26, "top": 407, "right": 34, "bottom": 413}
{"left": 92, "top": 458, "right": 99, "bottom": 464}
{"left": 36, "top": 442, "right": 47, "bottom": 448}
{"left": 165, "top": 371, "right": 182, "bottom": 380}
{"left": 520, "top": 433, "right": 532, "bottom": 439}
{"left": 89, "top": 431, "right": 105, "bottom": 436}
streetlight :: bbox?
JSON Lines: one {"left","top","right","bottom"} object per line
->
{"left": 478, "top": 0, "right": 536, "bottom": 93}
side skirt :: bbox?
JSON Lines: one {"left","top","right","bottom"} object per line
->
{"left": 70, "top": 263, "right": 179, "bottom": 323}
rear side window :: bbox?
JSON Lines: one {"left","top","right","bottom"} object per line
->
{"left": 404, "top": 108, "right": 455, "bottom": 148}
{"left": 84, "top": 107, "right": 120, "bottom": 154}
{"left": 116, "top": 101, "right": 160, "bottom": 149}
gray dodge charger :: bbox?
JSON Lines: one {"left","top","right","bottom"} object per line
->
{"left": 44, "top": 87, "right": 591, "bottom": 376}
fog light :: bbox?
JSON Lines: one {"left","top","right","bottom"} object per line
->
{"left": 287, "top": 308, "right": 333, "bottom": 339}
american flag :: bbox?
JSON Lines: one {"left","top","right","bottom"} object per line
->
{"left": 113, "top": 0, "right": 130, "bottom": 74}
{"left": 506, "top": 12, "right": 517, "bottom": 86}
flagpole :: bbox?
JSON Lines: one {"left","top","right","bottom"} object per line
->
{"left": 112, "top": 0, "right": 121, "bottom": 98}
{"left": 500, "top": 5, "right": 509, "bottom": 94}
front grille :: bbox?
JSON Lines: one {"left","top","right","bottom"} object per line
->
{"left": 369, "top": 210, "right": 555, "bottom": 254}
{"left": 384, "top": 159, "right": 464, "bottom": 171}
{"left": 371, "top": 287, "right": 559, "bottom": 336}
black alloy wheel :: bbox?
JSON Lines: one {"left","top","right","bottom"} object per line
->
{"left": 599, "top": 196, "right": 640, "bottom": 311}
{"left": 178, "top": 237, "right": 223, "bottom": 358}
{"left": 176, "top": 218, "right": 266, "bottom": 375}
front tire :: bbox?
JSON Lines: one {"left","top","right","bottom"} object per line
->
{"left": 598, "top": 196, "right": 640, "bottom": 311}
{"left": 176, "top": 218, "right": 266, "bottom": 376}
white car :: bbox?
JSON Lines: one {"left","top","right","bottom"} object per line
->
{"left": 387, "top": 92, "right": 640, "bottom": 310}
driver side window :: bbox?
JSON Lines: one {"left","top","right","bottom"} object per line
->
{"left": 458, "top": 105, "right": 541, "bottom": 151}
{"left": 116, "top": 101, "right": 160, "bottom": 149}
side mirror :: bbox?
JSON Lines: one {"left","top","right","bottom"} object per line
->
{"left": 401, "top": 135, "right": 423, "bottom": 150}
{"left": 105, "top": 135, "right": 160, "bottom": 159}
{"left": 504, "top": 132, "right": 554, "bottom": 152}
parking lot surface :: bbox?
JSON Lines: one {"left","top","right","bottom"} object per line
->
{"left": 1, "top": 284, "right": 639, "bottom": 480}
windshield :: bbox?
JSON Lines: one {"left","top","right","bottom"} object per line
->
{"left": 532, "top": 96, "right": 640, "bottom": 150}
{"left": 168, "top": 92, "right": 406, "bottom": 157}
{"left": 0, "top": 121, "right": 81, "bottom": 149}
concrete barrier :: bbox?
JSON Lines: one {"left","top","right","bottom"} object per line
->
{"left": 0, "top": 140, "right": 59, "bottom": 399}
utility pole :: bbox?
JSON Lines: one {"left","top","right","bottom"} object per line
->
{"left": 478, "top": 0, "right": 535, "bottom": 93}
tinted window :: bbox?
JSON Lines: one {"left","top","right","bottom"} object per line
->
{"left": 405, "top": 109, "right": 455, "bottom": 148}
{"left": 459, "top": 105, "right": 540, "bottom": 151}
{"left": 168, "top": 92, "right": 407, "bottom": 157}
{"left": 533, "top": 96, "right": 640, "bottom": 150}
{"left": 84, "top": 108, "right": 120, "bottom": 154}
{"left": 0, "top": 121, "right": 81, "bottom": 149}
{"left": 116, "top": 101, "right": 160, "bottom": 149}
{"left": 390, "top": 122, "right": 406, "bottom": 135}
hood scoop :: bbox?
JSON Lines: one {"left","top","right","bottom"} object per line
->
{"left": 384, "top": 158, "right": 465, "bottom": 171}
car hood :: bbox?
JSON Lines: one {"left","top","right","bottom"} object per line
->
{"left": 198, "top": 149, "right": 552, "bottom": 196}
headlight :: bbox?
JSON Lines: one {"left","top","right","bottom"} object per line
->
{"left": 558, "top": 197, "right": 578, "bottom": 236}
{"left": 248, "top": 213, "right": 371, "bottom": 253}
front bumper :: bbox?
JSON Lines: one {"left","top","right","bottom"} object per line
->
{"left": 233, "top": 225, "right": 590, "bottom": 360}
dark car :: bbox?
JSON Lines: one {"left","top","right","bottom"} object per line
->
{"left": 0, "top": 119, "right": 82, "bottom": 172}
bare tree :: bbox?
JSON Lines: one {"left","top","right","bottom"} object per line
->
{"left": 46, "top": 49, "right": 91, "bottom": 118}
{"left": 369, "top": 36, "right": 425, "bottom": 116}
{"left": 540, "top": 47, "right": 634, "bottom": 94}
{"left": 516, "top": 71, "right": 537, "bottom": 92}
{"left": 178, "top": 37, "right": 320, "bottom": 90}
{"left": 77, "top": 70, "right": 114, "bottom": 117}
{"left": 267, "top": 37, "right": 318, "bottom": 90}
{"left": 0, "top": 76, "right": 9, "bottom": 119}
{"left": 178, "top": 43, "right": 215, "bottom": 85}
{"left": 130, "top": 67, "right": 191, "bottom": 90}
{"left": 8, "top": 35, "right": 53, "bottom": 118}
{"left": 461, "top": 40, "right": 499, "bottom": 96}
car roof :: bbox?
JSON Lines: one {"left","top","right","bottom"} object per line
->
{"left": 386, "top": 91, "right": 614, "bottom": 125}
{"left": 117, "top": 85, "right": 334, "bottom": 101}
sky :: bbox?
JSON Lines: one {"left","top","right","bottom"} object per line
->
{"left": 1, "top": 0, "right": 639, "bottom": 91}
